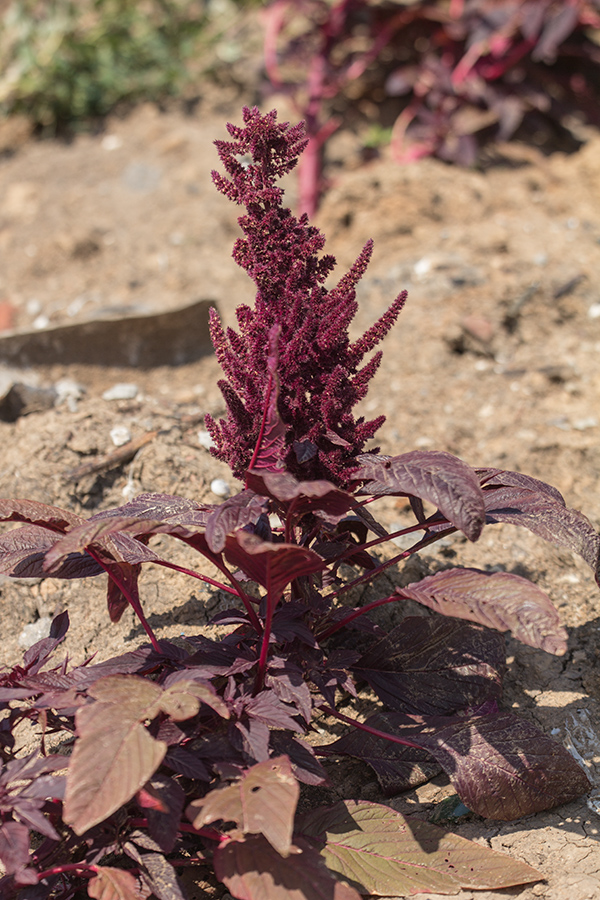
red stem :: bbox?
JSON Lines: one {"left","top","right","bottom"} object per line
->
{"left": 325, "top": 528, "right": 456, "bottom": 604}
{"left": 87, "top": 548, "right": 160, "bottom": 652}
{"left": 155, "top": 559, "right": 239, "bottom": 596}
{"left": 317, "top": 704, "right": 421, "bottom": 749}
{"left": 36, "top": 862, "right": 96, "bottom": 882}
{"left": 317, "top": 593, "right": 402, "bottom": 641}
{"left": 254, "top": 567, "right": 278, "bottom": 694}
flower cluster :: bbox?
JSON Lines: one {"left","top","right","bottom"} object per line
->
{"left": 205, "top": 106, "right": 407, "bottom": 487}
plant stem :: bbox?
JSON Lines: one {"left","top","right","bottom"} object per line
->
{"left": 316, "top": 593, "right": 401, "bottom": 641}
{"left": 316, "top": 704, "right": 422, "bottom": 749}
{"left": 325, "top": 527, "right": 456, "bottom": 603}
{"left": 87, "top": 548, "right": 160, "bottom": 652}
{"left": 36, "top": 862, "right": 96, "bottom": 882}
{"left": 254, "top": 571, "right": 278, "bottom": 694}
{"left": 155, "top": 559, "right": 239, "bottom": 596}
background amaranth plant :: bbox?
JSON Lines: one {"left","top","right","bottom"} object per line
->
{"left": 263, "top": 0, "right": 600, "bottom": 214}
{"left": 0, "top": 106, "right": 598, "bottom": 899}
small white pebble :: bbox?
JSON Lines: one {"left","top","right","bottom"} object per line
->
{"left": 198, "top": 429, "right": 216, "bottom": 450}
{"left": 102, "top": 383, "right": 138, "bottom": 401}
{"left": 573, "top": 417, "right": 598, "bottom": 431}
{"left": 413, "top": 257, "right": 431, "bottom": 277}
{"left": 101, "top": 134, "right": 123, "bottom": 151}
{"left": 110, "top": 425, "right": 132, "bottom": 447}
{"left": 18, "top": 617, "right": 52, "bottom": 649}
{"left": 32, "top": 314, "right": 49, "bottom": 330}
{"left": 588, "top": 303, "right": 600, "bottom": 319}
{"left": 54, "top": 378, "right": 85, "bottom": 410}
{"left": 210, "top": 478, "right": 230, "bottom": 498}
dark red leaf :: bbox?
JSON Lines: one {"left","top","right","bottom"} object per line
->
{"left": 0, "top": 498, "right": 83, "bottom": 533}
{"left": 244, "top": 689, "right": 304, "bottom": 733}
{"left": 235, "top": 717, "right": 271, "bottom": 762}
{"left": 43, "top": 517, "right": 161, "bottom": 572}
{"left": 269, "top": 733, "right": 327, "bottom": 786}
{"left": 22, "top": 610, "right": 70, "bottom": 675}
{"left": 86, "top": 492, "right": 213, "bottom": 526}
{"left": 0, "top": 821, "right": 35, "bottom": 883}
{"left": 214, "top": 834, "right": 362, "bottom": 900}
{"left": 246, "top": 470, "right": 357, "bottom": 525}
{"left": 397, "top": 567, "right": 567, "bottom": 654}
{"left": 325, "top": 710, "right": 441, "bottom": 795}
{"left": 163, "top": 746, "right": 211, "bottom": 781}
{"left": 266, "top": 659, "right": 313, "bottom": 721}
{"left": 478, "top": 468, "right": 566, "bottom": 503}
{"left": 533, "top": 5, "right": 579, "bottom": 62}
{"left": 138, "top": 774, "right": 185, "bottom": 853}
{"left": 482, "top": 480, "right": 600, "bottom": 585}
{"left": 357, "top": 450, "right": 486, "bottom": 541}
{"left": 353, "top": 616, "right": 504, "bottom": 716}
{"left": 403, "top": 709, "right": 591, "bottom": 820}
{"left": 224, "top": 531, "right": 323, "bottom": 606}
{"left": 205, "top": 490, "right": 268, "bottom": 552}
{"left": 0, "top": 525, "right": 104, "bottom": 579}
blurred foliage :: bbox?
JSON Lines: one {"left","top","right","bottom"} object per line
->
{"left": 0, "top": 0, "right": 254, "bottom": 131}
{"left": 264, "top": 0, "right": 600, "bottom": 212}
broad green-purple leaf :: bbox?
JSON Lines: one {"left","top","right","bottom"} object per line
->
{"left": 43, "top": 517, "right": 161, "bottom": 571}
{"left": 87, "top": 866, "right": 144, "bottom": 900}
{"left": 483, "top": 483, "right": 600, "bottom": 584}
{"left": 356, "top": 450, "right": 486, "bottom": 541}
{"left": 0, "top": 821, "right": 36, "bottom": 884}
{"left": 214, "top": 834, "right": 361, "bottom": 900}
{"left": 160, "top": 679, "right": 229, "bottom": 720}
{"left": 187, "top": 756, "right": 299, "bottom": 856}
{"left": 87, "top": 674, "right": 163, "bottom": 710}
{"left": 325, "top": 710, "right": 441, "bottom": 795}
{"left": 64, "top": 676, "right": 167, "bottom": 834}
{"left": 0, "top": 525, "right": 104, "bottom": 579}
{"left": 0, "top": 498, "right": 83, "bottom": 532}
{"left": 205, "top": 490, "right": 268, "bottom": 552}
{"left": 477, "top": 468, "right": 566, "bottom": 503}
{"left": 246, "top": 470, "right": 357, "bottom": 525}
{"left": 298, "top": 799, "right": 543, "bottom": 894}
{"left": 225, "top": 531, "right": 323, "bottom": 605}
{"left": 139, "top": 851, "right": 186, "bottom": 900}
{"left": 137, "top": 775, "right": 185, "bottom": 853}
{"left": 406, "top": 709, "right": 592, "bottom": 820}
{"left": 398, "top": 567, "right": 567, "bottom": 654}
{"left": 353, "top": 616, "right": 504, "bottom": 716}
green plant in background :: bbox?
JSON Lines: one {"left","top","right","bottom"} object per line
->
{"left": 0, "top": 0, "right": 241, "bottom": 131}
